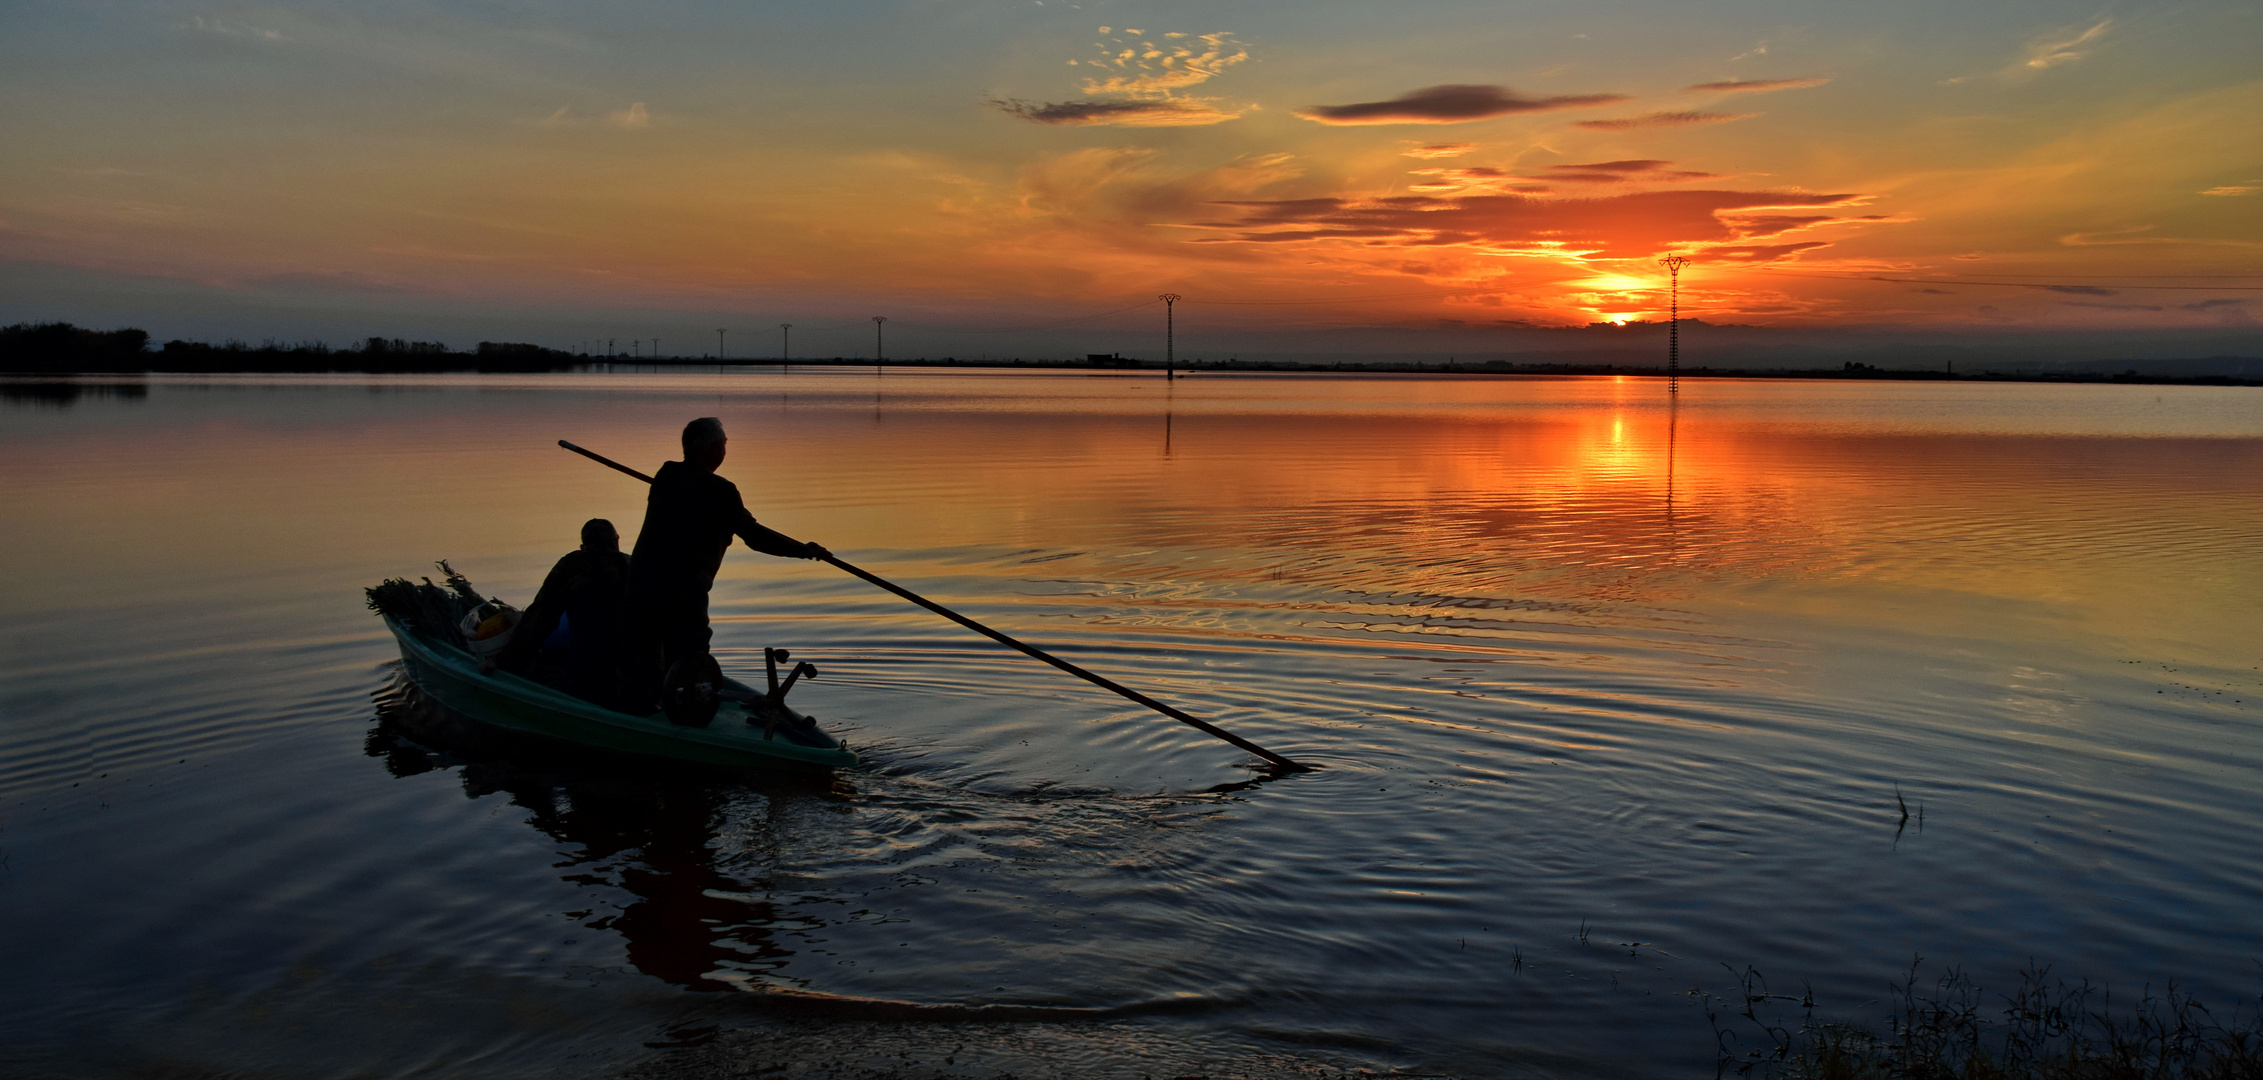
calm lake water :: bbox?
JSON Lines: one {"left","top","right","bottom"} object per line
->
{"left": 2, "top": 371, "right": 2259, "bottom": 1078}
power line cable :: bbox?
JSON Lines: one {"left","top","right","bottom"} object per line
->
{"left": 886, "top": 298, "right": 1164, "bottom": 334}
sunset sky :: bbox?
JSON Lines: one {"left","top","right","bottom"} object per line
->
{"left": 2, "top": 0, "right": 2258, "bottom": 355}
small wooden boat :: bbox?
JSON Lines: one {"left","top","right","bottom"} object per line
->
{"left": 382, "top": 614, "right": 858, "bottom": 772}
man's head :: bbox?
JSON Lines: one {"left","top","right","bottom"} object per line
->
{"left": 682, "top": 416, "right": 727, "bottom": 471}
{"left": 580, "top": 518, "right": 619, "bottom": 552}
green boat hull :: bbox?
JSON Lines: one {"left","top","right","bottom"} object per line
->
{"left": 383, "top": 615, "right": 859, "bottom": 772}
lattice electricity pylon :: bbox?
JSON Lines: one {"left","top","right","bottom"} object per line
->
{"left": 1660, "top": 256, "right": 1691, "bottom": 393}
{"left": 1158, "top": 293, "right": 1182, "bottom": 380}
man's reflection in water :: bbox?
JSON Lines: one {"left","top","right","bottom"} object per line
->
{"left": 365, "top": 679, "right": 835, "bottom": 991}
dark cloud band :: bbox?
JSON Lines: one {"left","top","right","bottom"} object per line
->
{"left": 1298, "top": 84, "right": 1629, "bottom": 125}
{"left": 1575, "top": 111, "right": 1755, "bottom": 131}
{"left": 1684, "top": 77, "right": 1831, "bottom": 94}
{"left": 987, "top": 98, "right": 1241, "bottom": 126}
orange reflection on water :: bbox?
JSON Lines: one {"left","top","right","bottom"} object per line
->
{"left": 3, "top": 373, "right": 2256, "bottom": 658}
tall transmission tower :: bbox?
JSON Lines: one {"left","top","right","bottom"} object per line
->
{"left": 872, "top": 316, "right": 887, "bottom": 370}
{"left": 1660, "top": 256, "right": 1690, "bottom": 394}
{"left": 1158, "top": 293, "right": 1181, "bottom": 380}
{"left": 779, "top": 324, "right": 791, "bottom": 369}
{"left": 717, "top": 328, "right": 726, "bottom": 361}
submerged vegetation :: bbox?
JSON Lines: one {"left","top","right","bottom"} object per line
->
{"left": 1706, "top": 960, "right": 2263, "bottom": 1079}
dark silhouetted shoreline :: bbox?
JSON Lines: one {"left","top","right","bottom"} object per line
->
{"left": 5, "top": 322, "right": 2256, "bottom": 386}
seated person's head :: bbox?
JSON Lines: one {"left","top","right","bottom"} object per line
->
{"left": 682, "top": 417, "right": 727, "bottom": 470}
{"left": 580, "top": 518, "right": 619, "bottom": 552}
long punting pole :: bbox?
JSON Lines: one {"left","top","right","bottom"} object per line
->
{"left": 557, "top": 440, "right": 1307, "bottom": 771}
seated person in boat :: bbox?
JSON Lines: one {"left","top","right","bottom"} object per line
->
{"left": 489, "top": 517, "right": 631, "bottom": 704}
{"left": 624, "top": 417, "right": 827, "bottom": 713}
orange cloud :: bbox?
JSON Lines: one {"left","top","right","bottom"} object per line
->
{"left": 1702, "top": 241, "right": 1833, "bottom": 261}
{"left": 1074, "top": 30, "right": 1249, "bottom": 98}
{"left": 1412, "top": 160, "right": 1723, "bottom": 194}
{"left": 1402, "top": 143, "right": 1478, "bottom": 159}
{"left": 1717, "top": 212, "right": 1837, "bottom": 237}
{"left": 1190, "top": 188, "right": 1871, "bottom": 260}
{"left": 1298, "top": 84, "right": 1629, "bottom": 125}
{"left": 1575, "top": 111, "right": 1755, "bottom": 131}
{"left": 1540, "top": 159, "right": 1720, "bottom": 182}
{"left": 1684, "top": 77, "right": 1831, "bottom": 94}
{"left": 999, "top": 28, "right": 1252, "bottom": 127}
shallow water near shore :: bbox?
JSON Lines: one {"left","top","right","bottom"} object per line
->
{"left": 2, "top": 370, "right": 2260, "bottom": 1078}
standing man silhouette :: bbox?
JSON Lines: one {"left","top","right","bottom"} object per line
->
{"left": 625, "top": 417, "right": 826, "bottom": 718}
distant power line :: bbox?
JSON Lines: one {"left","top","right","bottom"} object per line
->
{"left": 885, "top": 299, "right": 1163, "bottom": 334}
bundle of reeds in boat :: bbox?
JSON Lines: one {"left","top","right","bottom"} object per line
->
{"left": 364, "top": 560, "right": 487, "bottom": 648}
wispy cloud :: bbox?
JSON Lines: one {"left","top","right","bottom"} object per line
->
{"left": 1071, "top": 30, "right": 1248, "bottom": 98}
{"left": 1297, "top": 85, "right": 1629, "bottom": 125}
{"left": 2061, "top": 298, "right": 2255, "bottom": 320}
{"left": 2042, "top": 284, "right": 2116, "bottom": 296}
{"left": 1575, "top": 111, "right": 1755, "bottom": 131}
{"left": 180, "top": 15, "right": 287, "bottom": 42}
{"left": 998, "top": 29, "right": 1251, "bottom": 127}
{"left": 2061, "top": 226, "right": 2263, "bottom": 248}
{"left": 250, "top": 270, "right": 411, "bottom": 295}
{"left": 2201, "top": 185, "right": 2255, "bottom": 196}
{"left": 1407, "top": 167, "right": 1537, "bottom": 194}
{"left": 1704, "top": 241, "right": 1833, "bottom": 262}
{"left": 1402, "top": 143, "right": 1478, "bottom": 159}
{"left": 1685, "top": 77, "right": 1830, "bottom": 94}
{"left": 1542, "top": 159, "right": 1719, "bottom": 182}
{"left": 2184, "top": 298, "right": 2250, "bottom": 313}
{"left": 1946, "top": 19, "right": 2111, "bottom": 84}
{"left": 1718, "top": 213, "right": 1837, "bottom": 238}
{"left": 529, "top": 104, "right": 654, "bottom": 130}
{"left": 2022, "top": 20, "right": 2111, "bottom": 71}
{"left": 1405, "top": 159, "right": 1719, "bottom": 196}
{"left": 989, "top": 98, "right": 1247, "bottom": 127}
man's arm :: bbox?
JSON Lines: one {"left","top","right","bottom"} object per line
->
{"left": 734, "top": 512, "right": 828, "bottom": 559}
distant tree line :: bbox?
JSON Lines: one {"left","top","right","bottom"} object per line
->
{"left": 0, "top": 322, "right": 580, "bottom": 374}
{"left": 0, "top": 323, "right": 151, "bottom": 372}
{"left": 6, "top": 320, "right": 2254, "bottom": 384}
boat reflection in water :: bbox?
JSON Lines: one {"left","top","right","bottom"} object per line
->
{"left": 366, "top": 676, "right": 843, "bottom": 993}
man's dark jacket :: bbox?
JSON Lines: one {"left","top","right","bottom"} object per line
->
{"left": 496, "top": 547, "right": 630, "bottom": 674}
{"left": 627, "top": 460, "right": 806, "bottom": 608}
